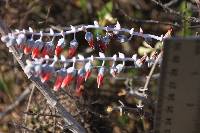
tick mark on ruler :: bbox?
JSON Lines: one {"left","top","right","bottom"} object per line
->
{"left": 171, "top": 55, "right": 180, "bottom": 63}
{"left": 185, "top": 103, "right": 195, "bottom": 108}
{"left": 169, "top": 68, "right": 178, "bottom": 76}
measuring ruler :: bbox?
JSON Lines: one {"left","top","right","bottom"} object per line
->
{"left": 154, "top": 38, "right": 200, "bottom": 133}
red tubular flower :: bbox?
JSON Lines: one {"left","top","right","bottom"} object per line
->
{"left": 88, "top": 39, "right": 94, "bottom": 49}
{"left": 41, "top": 34, "right": 55, "bottom": 57}
{"left": 68, "top": 39, "right": 78, "bottom": 58}
{"left": 68, "top": 47, "right": 77, "bottom": 58}
{"left": 75, "top": 68, "right": 85, "bottom": 96}
{"left": 32, "top": 47, "right": 40, "bottom": 58}
{"left": 24, "top": 46, "right": 32, "bottom": 55}
{"left": 85, "top": 71, "right": 91, "bottom": 81}
{"left": 61, "top": 67, "right": 76, "bottom": 88}
{"left": 53, "top": 68, "right": 67, "bottom": 91}
{"left": 85, "top": 32, "right": 94, "bottom": 49}
{"left": 61, "top": 74, "right": 74, "bottom": 88}
{"left": 39, "top": 63, "right": 55, "bottom": 83}
{"left": 97, "top": 67, "right": 105, "bottom": 88}
{"left": 31, "top": 33, "right": 44, "bottom": 58}
{"left": 100, "top": 35, "right": 110, "bottom": 52}
{"left": 41, "top": 72, "right": 51, "bottom": 83}
{"left": 53, "top": 75, "right": 64, "bottom": 91}
{"left": 24, "top": 38, "right": 34, "bottom": 55}
{"left": 97, "top": 74, "right": 104, "bottom": 89}
{"left": 84, "top": 61, "right": 93, "bottom": 81}
{"left": 97, "top": 34, "right": 107, "bottom": 52}
{"left": 99, "top": 42, "right": 107, "bottom": 52}
{"left": 41, "top": 47, "right": 48, "bottom": 57}
{"left": 55, "top": 45, "right": 63, "bottom": 57}
{"left": 55, "top": 38, "right": 66, "bottom": 57}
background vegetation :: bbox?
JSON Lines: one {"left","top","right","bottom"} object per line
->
{"left": 0, "top": 0, "right": 199, "bottom": 132}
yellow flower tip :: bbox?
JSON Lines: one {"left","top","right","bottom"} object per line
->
{"left": 106, "top": 106, "right": 113, "bottom": 113}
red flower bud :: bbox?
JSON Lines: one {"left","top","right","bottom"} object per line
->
{"left": 53, "top": 75, "right": 64, "bottom": 91}
{"left": 84, "top": 61, "right": 93, "bottom": 81}
{"left": 40, "top": 72, "right": 51, "bottom": 83}
{"left": 97, "top": 67, "right": 105, "bottom": 88}
{"left": 41, "top": 47, "right": 48, "bottom": 57}
{"left": 68, "top": 39, "right": 78, "bottom": 58}
{"left": 61, "top": 74, "right": 74, "bottom": 88}
{"left": 85, "top": 71, "right": 91, "bottom": 81}
{"left": 88, "top": 39, "right": 94, "bottom": 49}
{"left": 85, "top": 32, "right": 94, "bottom": 49}
{"left": 55, "top": 45, "right": 63, "bottom": 57}
{"left": 97, "top": 74, "right": 104, "bottom": 88}
{"left": 99, "top": 42, "right": 107, "bottom": 52}
{"left": 68, "top": 47, "right": 77, "bottom": 58}
{"left": 24, "top": 46, "right": 32, "bottom": 55}
{"left": 32, "top": 47, "right": 40, "bottom": 58}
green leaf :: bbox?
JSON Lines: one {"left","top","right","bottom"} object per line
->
{"left": 138, "top": 46, "right": 153, "bottom": 55}
{"left": 80, "top": 0, "right": 88, "bottom": 13}
{"left": 0, "top": 76, "right": 13, "bottom": 102}
{"left": 155, "top": 41, "right": 163, "bottom": 50}
{"left": 117, "top": 115, "right": 129, "bottom": 126}
{"left": 97, "top": 1, "right": 113, "bottom": 25}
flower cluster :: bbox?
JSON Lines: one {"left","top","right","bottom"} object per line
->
{"left": 22, "top": 52, "right": 160, "bottom": 96}
{"left": 1, "top": 21, "right": 171, "bottom": 96}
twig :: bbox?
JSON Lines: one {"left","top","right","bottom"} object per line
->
{"left": 151, "top": 0, "right": 200, "bottom": 23}
{"left": 150, "top": 0, "right": 181, "bottom": 16}
{"left": 24, "top": 84, "right": 35, "bottom": 131}
{"left": 53, "top": 109, "right": 57, "bottom": 133}
{"left": 0, "top": 18, "right": 86, "bottom": 133}
{"left": 115, "top": 3, "right": 181, "bottom": 28}
{"left": 23, "top": 111, "right": 61, "bottom": 118}
{"left": 143, "top": 52, "right": 162, "bottom": 91}
{"left": 0, "top": 88, "right": 30, "bottom": 119}
{"left": 164, "top": 0, "right": 179, "bottom": 7}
